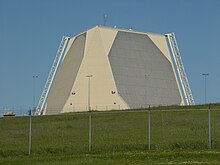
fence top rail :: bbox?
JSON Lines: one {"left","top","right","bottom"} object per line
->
{"left": 1, "top": 108, "right": 219, "bottom": 118}
{"left": 41, "top": 108, "right": 220, "bottom": 117}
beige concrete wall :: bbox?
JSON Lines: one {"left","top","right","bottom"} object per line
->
{"left": 62, "top": 26, "right": 129, "bottom": 112}
{"left": 45, "top": 33, "right": 86, "bottom": 114}
{"left": 147, "top": 34, "right": 172, "bottom": 62}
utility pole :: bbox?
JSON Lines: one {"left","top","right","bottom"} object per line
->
{"left": 33, "top": 75, "right": 38, "bottom": 114}
{"left": 202, "top": 73, "right": 209, "bottom": 104}
{"left": 29, "top": 75, "right": 38, "bottom": 155}
{"left": 86, "top": 75, "right": 93, "bottom": 152}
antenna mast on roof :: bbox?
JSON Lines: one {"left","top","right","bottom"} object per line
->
{"left": 103, "top": 14, "right": 108, "bottom": 26}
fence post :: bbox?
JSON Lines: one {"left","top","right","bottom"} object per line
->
{"left": 88, "top": 111, "right": 92, "bottom": 152}
{"left": 208, "top": 105, "right": 211, "bottom": 149}
{"left": 28, "top": 109, "right": 32, "bottom": 156}
{"left": 148, "top": 105, "right": 151, "bottom": 151}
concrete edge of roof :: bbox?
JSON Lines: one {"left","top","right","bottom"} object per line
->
{"left": 69, "top": 25, "right": 168, "bottom": 39}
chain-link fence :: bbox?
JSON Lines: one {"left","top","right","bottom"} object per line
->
{"left": 0, "top": 108, "right": 219, "bottom": 156}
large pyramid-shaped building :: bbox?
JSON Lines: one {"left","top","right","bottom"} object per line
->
{"left": 44, "top": 26, "right": 184, "bottom": 115}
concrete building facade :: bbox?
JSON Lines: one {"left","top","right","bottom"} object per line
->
{"left": 45, "top": 26, "right": 183, "bottom": 114}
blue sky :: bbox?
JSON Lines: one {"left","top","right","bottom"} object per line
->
{"left": 0, "top": 0, "right": 220, "bottom": 111}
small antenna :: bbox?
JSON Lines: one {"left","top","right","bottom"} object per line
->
{"left": 103, "top": 14, "right": 108, "bottom": 26}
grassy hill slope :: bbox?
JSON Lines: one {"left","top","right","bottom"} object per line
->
{"left": 0, "top": 104, "right": 220, "bottom": 164}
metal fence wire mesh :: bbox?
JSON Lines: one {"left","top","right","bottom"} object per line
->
{"left": 151, "top": 110, "right": 208, "bottom": 150}
{"left": 211, "top": 109, "right": 220, "bottom": 149}
{"left": 31, "top": 114, "right": 89, "bottom": 154}
{"left": 0, "top": 109, "right": 219, "bottom": 156}
{"left": 92, "top": 112, "right": 148, "bottom": 152}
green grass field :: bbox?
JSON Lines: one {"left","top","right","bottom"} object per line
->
{"left": 0, "top": 104, "right": 220, "bottom": 164}
{"left": 1, "top": 151, "right": 220, "bottom": 165}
